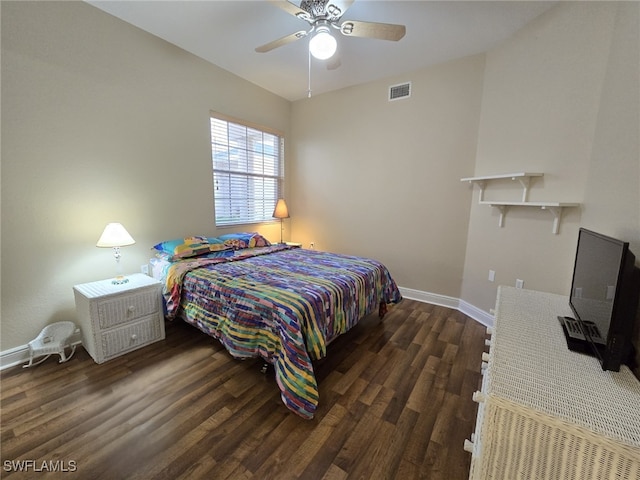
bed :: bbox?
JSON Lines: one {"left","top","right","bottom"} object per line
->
{"left": 151, "top": 233, "right": 402, "bottom": 419}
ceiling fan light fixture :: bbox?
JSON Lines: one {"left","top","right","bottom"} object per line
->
{"left": 309, "top": 26, "right": 337, "bottom": 60}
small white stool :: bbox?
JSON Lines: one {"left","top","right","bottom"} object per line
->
{"left": 23, "top": 321, "right": 77, "bottom": 368}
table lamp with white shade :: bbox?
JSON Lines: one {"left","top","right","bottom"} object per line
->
{"left": 272, "top": 199, "right": 289, "bottom": 244}
{"left": 96, "top": 223, "right": 135, "bottom": 284}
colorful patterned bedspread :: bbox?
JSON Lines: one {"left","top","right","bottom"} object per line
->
{"left": 163, "top": 245, "right": 402, "bottom": 419}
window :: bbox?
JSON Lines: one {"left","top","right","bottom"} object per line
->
{"left": 210, "top": 112, "right": 284, "bottom": 226}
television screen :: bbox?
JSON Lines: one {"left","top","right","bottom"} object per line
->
{"left": 562, "top": 228, "right": 640, "bottom": 371}
{"left": 569, "top": 230, "right": 624, "bottom": 349}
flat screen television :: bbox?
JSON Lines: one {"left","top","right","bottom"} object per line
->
{"left": 559, "top": 228, "right": 640, "bottom": 371}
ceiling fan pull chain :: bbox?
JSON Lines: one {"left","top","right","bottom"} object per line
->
{"left": 307, "top": 47, "right": 312, "bottom": 98}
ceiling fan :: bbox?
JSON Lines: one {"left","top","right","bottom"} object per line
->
{"left": 256, "top": 0, "right": 406, "bottom": 61}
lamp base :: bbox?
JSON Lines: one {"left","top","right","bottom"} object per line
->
{"left": 112, "top": 276, "right": 129, "bottom": 285}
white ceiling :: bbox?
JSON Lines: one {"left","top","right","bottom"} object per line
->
{"left": 87, "top": 1, "right": 557, "bottom": 101}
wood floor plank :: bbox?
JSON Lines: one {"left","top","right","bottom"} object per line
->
{"left": 319, "top": 464, "right": 348, "bottom": 480}
{"left": 175, "top": 454, "right": 217, "bottom": 480}
{"left": 0, "top": 299, "right": 485, "bottom": 479}
{"left": 331, "top": 411, "right": 386, "bottom": 474}
{"left": 283, "top": 402, "right": 350, "bottom": 479}
{"left": 422, "top": 440, "right": 448, "bottom": 480}
{"left": 241, "top": 413, "right": 312, "bottom": 478}
{"left": 356, "top": 406, "right": 419, "bottom": 479}
{"left": 405, "top": 356, "right": 438, "bottom": 413}
{"left": 402, "top": 384, "right": 447, "bottom": 466}
{"left": 297, "top": 405, "right": 360, "bottom": 480}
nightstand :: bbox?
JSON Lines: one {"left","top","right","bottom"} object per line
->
{"left": 73, "top": 273, "right": 165, "bottom": 364}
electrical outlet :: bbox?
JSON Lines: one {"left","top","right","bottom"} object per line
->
{"left": 141, "top": 264, "right": 149, "bottom": 275}
{"left": 606, "top": 285, "right": 616, "bottom": 300}
{"left": 488, "top": 270, "right": 495, "bottom": 282}
{"left": 516, "top": 279, "right": 524, "bottom": 289}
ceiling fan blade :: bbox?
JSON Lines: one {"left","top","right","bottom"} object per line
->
{"left": 340, "top": 20, "right": 406, "bottom": 41}
{"left": 327, "top": 56, "right": 342, "bottom": 70}
{"left": 255, "top": 30, "right": 309, "bottom": 53}
{"left": 268, "top": 0, "right": 313, "bottom": 23}
{"left": 325, "top": 0, "right": 354, "bottom": 20}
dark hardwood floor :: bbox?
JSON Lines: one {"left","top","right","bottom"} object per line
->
{"left": 1, "top": 299, "right": 487, "bottom": 479}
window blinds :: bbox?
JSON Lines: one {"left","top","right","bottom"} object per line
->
{"left": 210, "top": 114, "right": 284, "bottom": 226}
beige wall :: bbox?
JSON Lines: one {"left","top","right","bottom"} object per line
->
{"left": 1, "top": 1, "right": 290, "bottom": 350}
{"left": 461, "top": 1, "right": 640, "bottom": 313}
{"left": 2, "top": 1, "right": 638, "bottom": 354}
{"left": 289, "top": 55, "right": 485, "bottom": 297}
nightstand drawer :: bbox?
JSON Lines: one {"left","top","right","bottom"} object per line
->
{"left": 101, "top": 315, "right": 163, "bottom": 360}
{"left": 97, "top": 289, "right": 159, "bottom": 329}
{"left": 74, "top": 274, "right": 164, "bottom": 364}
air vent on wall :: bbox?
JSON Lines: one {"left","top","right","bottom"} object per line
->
{"left": 389, "top": 82, "right": 411, "bottom": 101}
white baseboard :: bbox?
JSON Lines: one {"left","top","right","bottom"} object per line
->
{"left": 398, "top": 287, "right": 460, "bottom": 310}
{"left": 0, "top": 344, "right": 31, "bottom": 371}
{"left": 398, "top": 287, "right": 494, "bottom": 327}
{"left": 458, "top": 299, "right": 495, "bottom": 328}
{"left": 0, "top": 334, "right": 83, "bottom": 371}
{"left": 1, "top": 289, "right": 493, "bottom": 371}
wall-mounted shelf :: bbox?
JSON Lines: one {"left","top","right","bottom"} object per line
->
{"left": 479, "top": 201, "right": 580, "bottom": 234}
{"left": 461, "top": 173, "right": 580, "bottom": 234}
{"left": 460, "top": 172, "right": 543, "bottom": 202}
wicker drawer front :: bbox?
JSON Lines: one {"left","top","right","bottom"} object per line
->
{"left": 97, "top": 289, "right": 159, "bottom": 329}
{"left": 475, "top": 397, "right": 640, "bottom": 480}
{"left": 101, "top": 315, "right": 163, "bottom": 360}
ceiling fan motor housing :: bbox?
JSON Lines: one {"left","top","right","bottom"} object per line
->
{"left": 301, "top": 0, "right": 341, "bottom": 19}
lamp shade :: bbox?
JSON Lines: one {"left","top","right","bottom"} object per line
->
{"left": 96, "top": 223, "right": 135, "bottom": 248}
{"left": 272, "top": 199, "right": 290, "bottom": 219}
{"left": 309, "top": 26, "right": 337, "bottom": 60}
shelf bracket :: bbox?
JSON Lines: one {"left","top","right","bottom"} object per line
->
{"left": 462, "top": 179, "right": 487, "bottom": 202}
{"left": 495, "top": 205, "right": 508, "bottom": 228}
{"left": 542, "top": 206, "right": 563, "bottom": 234}
{"left": 516, "top": 177, "right": 532, "bottom": 202}
{"left": 478, "top": 180, "right": 486, "bottom": 202}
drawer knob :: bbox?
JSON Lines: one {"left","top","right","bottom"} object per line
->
{"left": 463, "top": 439, "right": 475, "bottom": 453}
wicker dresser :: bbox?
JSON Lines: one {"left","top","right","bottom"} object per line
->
{"left": 466, "top": 286, "right": 640, "bottom": 480}
{"left": 73, "top": 274, "right": 165, "bottom": 364}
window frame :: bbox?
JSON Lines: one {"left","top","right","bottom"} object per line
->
{"left": 210, "top": 111, "right": 285, "bottom": 227}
